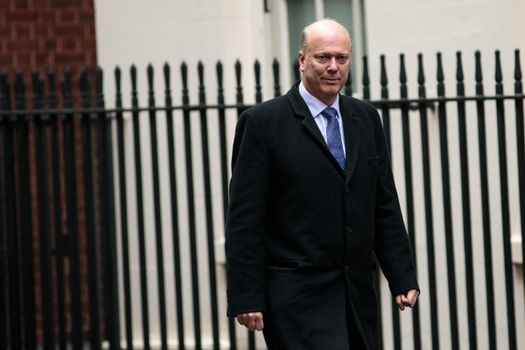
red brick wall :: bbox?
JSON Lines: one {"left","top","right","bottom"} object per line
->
{"left": 0, "top": 0, "right": 97, "bottom": 78}
{"left": 0, "top": 0, "right": 98, "bottom": 345}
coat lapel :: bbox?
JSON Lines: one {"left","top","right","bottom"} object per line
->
{"left": 288, "top": 83, "right": 345, "bottom": 178}
{"left": 340, "top": 98, "right": 361, "bottom": 184}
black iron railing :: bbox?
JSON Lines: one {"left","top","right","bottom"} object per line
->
{"left": 1, "top": 50, "right": 524, "bottom": 350}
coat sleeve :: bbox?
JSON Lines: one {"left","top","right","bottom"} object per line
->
{"left": 371, "top": 107, "right": 419, "bottom": 297}
{"left": 225, "top": 110, "right": 269, "bottom": 317}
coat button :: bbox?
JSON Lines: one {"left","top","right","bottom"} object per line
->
{"left": 345, "top": 226, "right": 352, "bottom": 235}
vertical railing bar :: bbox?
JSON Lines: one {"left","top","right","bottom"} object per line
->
{"left": 379, "top": 55, "right": 400, "bottom": 350}
{"left": 181, "top": 62, "right": 203, "bottom": 350}
{"left": 114, "top": 66, "right": 135, "bottom": 350}
{"left": 474, "top": 51, "right": 497, "bottom": 350}
{"left": 163, "top": 63, "right": 186, "bottom": 350}
{"left": 234, "top": 60, "right": 256, "bottom": 349}
{"left": 198, "top": 61, "right": 221, "bottom": 350}
{"left": 15, "top": 70, "right": 37, "bottom": 350}
{"left": 494, "top": 50, "right": 517, "bottom": 350}
{"left": 455, "top": 51, "right": 478, "bottom": 350}
{"left": 62, "top": 68, "right": 84, "bottom": 350}
{"left": 406, "top": 53, "right": 424, "bottom": 350}
{"left": 49, "top": 68, "right": 67, "bottom": 350}
{"left": 435, "top": 53, "right": 459, "bottom": 349}
{"left": 216, "top": 61, "right": 238, "bottom": 350}
{"left": 0, "top": 71, "right": 8, "bottom": 350}
{"left": 2, "top": 72, "right": 22, "bottom": 350}
{"left": 97, "top": 67, "right": 121, "bottom": 350}
{"left": 32, "top": 70, "right": 55, "bottom": 350}
{"left": 378, "top": 54, "right": 390, "bottom": 350}
{"left": 130, "top": 65, "right": 151, "bottom": 350}
{"left": 80, "top": 67, "right": 102, "bottom": 350}
{"left": 366, "top": 53, "right": 381, "bottom": 350}
{"left": 513, "top": 49, "right": 525, "bottom": 314}
{"left": 399, "top": 54, "right": 423, "bottom": 350}
{"left": 146, "top": 64, "right": 169, "bottom": 350}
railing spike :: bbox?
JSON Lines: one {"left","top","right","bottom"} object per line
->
{"left": 515, "top": 49, "right": 522, "bottom": 95}
{"left": 436, "top": 53, "right": 445, "bottom": 97}
{"left": 495, "top": 50, "right": 503, "bottom": 83}
{"left": 235, "top": 60, "right": 243, "bottom": 105}
{"left": 399, "top": 54, "right": 407, "bottom": 84}
{"left": 272, "top": 58, "right": 281, "bottom": 97}
{"left": 180, "top": 62, "right": 188, "bottom": 91}
{"left": 114, "top": 67, "right": 122, "bottom": 109}
{"left": 456, "top": 51, "right": 464, "bottom": 82}
{"left": 515, "top": 49, "right": 522, "bottom": 82}
{"left": 163, "top": 63, "right": 171, "bottom": 92}
{"left": 147, "top": 64, "right": 154, "bottom": 92}
{"left": 216, "top": 61, "right": 224, "bottom": 89}
{"left": 475, "top": 51, "right": 483, "bottom": 83}
{"left": 198, "top": 62, "right": 206, "bottom": 105}
{"left": 96, "top": 67, "right": 104, "bottom": 108}
{"left": 380, "top": 55, "right": 388, "bottom": 87}
{"left": 475, "top": 51, "right": 484, "bottom": 95}
{"left": 418, "top": 53, "right": 425, "bottom": 85}
{"left": 254, "top": 60, "right": 262, "bottom": 103}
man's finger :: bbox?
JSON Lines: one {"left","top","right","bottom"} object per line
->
{"left": 395, "top": 295, "right": 405, "bottom": 311}
{"left": 255, "top": 314, "right": 264, "bottom": 331}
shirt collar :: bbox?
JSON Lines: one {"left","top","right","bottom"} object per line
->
{"left": 299, "top": 81, "right": 341, "bottom": 119}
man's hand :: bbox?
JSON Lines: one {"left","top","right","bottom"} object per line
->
{"left": 395, "top": 289, "right": 419, "bottom": 311}
{"left": 236, "top": 312, "right": 264, "bottom": 331}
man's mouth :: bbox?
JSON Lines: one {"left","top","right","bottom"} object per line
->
{"left": 323, "top": 78, "right": 339, "bottom": 84}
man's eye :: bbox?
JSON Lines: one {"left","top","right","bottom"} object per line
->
{"left": 316, "top": 56, "right": 328, "bottom": 62}
{"left": 337, "top": 56, "right": 349, "bottom": 64}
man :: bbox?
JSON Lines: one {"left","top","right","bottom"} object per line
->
{"left": 225, "top": 19, "right": 419, "bottom": 349}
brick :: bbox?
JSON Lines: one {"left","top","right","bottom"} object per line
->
{"left": 7, "top": 39, "right": 39, "bottom": 51}
{"left": 0, "top": 26, "right": 12, "bottom": 38}
{"left": 38, "top": 10, "right": 54, "bottom": 22}
{"left": 78, "top": 8, "right": 94, "bottom": 22}
{"left": 33, "top": 23, "right": 49, "bottom": 37}
{"left": 42, "top": 38, "right": 56, "bottom": 50}
{"left": 15, "top": 52, "right": 32, "bottom": 65}
{"left": 30, "top": 0, "right": 49, "bottom": 10}
{"left": 15, "top": 23, "right": 31, "bottom": 37}
{"left": 83, "top": 23, "right": 95, "bottom": 38}
{"left": 58, "top": 37, "right": 78, "bottom": 51}
{"left": 14, "top": 0, "right": 29, "bottom": 10}
{"left": 54, "top": 23, "right": 84, "bottom": 36}
{"left": 51, "top": 0, "right": 82, "bottom": 8}
{"left": 56, "top": 9, "right": 77, "bottom": 23}
{"left": 34, "top": 52, "right": 50, "bottom": 65}
{"left": 6, "top": 10, "right": 38, "bottom": 22}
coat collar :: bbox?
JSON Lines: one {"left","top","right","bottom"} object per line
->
{"left": 287, "top": 82, "right": 361, "bottom": 183}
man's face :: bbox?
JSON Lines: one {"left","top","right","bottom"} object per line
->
{"left": 299, "top": 23, "right": 351, "bottom": 105}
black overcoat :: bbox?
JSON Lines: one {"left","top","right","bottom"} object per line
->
{"left": 225, "top": 83, "right": 418, "bottom": 349}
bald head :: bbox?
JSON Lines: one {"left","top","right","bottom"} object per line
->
{"left": 300, "top": 19, "right": 351, "bottom": 55}
{"left": 298, "top": 19, "right": 352, "bottom": 105}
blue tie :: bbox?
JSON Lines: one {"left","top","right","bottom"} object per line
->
{"left": 322, "top": 107, "right": 346, "bottom": 170}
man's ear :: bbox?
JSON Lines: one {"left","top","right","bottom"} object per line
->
{"left": 298, "top": 51, "right": 305, "bottom": 71}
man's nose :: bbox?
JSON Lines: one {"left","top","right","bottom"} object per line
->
{"left": 327, "top": 57, "right": 338, "bottom": 71}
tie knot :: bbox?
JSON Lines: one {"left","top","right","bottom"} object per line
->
{"left": 322, "top": 107, "right": 338, "bottom": 120}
